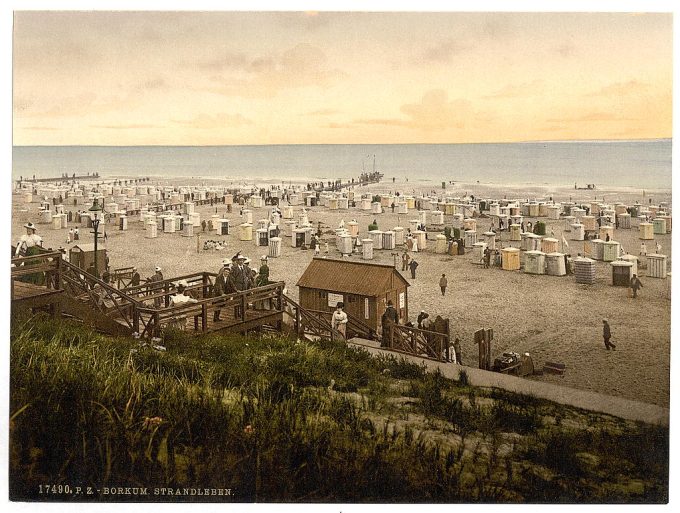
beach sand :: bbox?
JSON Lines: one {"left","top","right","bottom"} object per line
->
{"left": 12, "top": 179, "right": 672, "bottom": 408}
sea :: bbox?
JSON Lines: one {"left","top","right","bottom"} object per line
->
{"left": 11, "top": 139, "right": 672, "bottom": 190}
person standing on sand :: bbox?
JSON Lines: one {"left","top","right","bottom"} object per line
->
{"left": 408, "top": 259, "right": 419, "bottom": 279}
{"left": 439, "top": 273, "right": 447, "bottom": 296}
{"left": 630, "top": 274, "right": 643, "bottom": 299}
{"left": 602, "top": 319, "right": 616, "bottom": 350}
{"left": 640, "top": 242, "right": 647, "bottom": 256}
{"left": 401, "top": 251, "right": 410, "bottom": 271}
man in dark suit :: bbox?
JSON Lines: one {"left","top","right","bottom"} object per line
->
{"left": 213, "top": 259, "right": 231, "bottom": 321}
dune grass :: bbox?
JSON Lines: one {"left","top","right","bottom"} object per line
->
{"left": 9, "top": 313, "right": 668, "bottom": 503}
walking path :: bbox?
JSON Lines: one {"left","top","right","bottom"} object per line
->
{"left": 348, "top": 338, "right": 669, "bottom": 427}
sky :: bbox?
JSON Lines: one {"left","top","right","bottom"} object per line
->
{"left": 12, "top": 10, "right": 673, "bottom": 146}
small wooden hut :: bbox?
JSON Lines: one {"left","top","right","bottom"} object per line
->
{"left": 296, "top": 257, "right": 409, "bottom": 333}
{"left": 69, "top": 243, "right": 107, "bottom": 274}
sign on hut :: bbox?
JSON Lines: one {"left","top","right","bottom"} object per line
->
{"left": 296, "top": 257, "right": 409, "bottom": 334}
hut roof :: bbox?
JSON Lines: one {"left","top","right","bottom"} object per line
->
{"left": 297, "top": 257, "right": 409, "bottom": 297}
{"left": 70, "top": 243, "right": 105, "bottom": 253}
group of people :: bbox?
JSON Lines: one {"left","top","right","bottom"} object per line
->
{"left": 203, "top": 239, "right": 228, "bottom": 251}
{"left": 212, "top": 253, "right": 270, "bottom": 321}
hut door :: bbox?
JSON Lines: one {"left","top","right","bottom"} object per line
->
{"left": 344, "top": 294, "right": 362, "bottom": 322}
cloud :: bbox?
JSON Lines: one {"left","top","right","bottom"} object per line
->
{"left": 278, "top": 11, "right": 331, "bottom": 31}
{"left": 202, "top": 43, "right": 345, "bottom": 98}
{"left": 400, "top": 90, "right": 475, "bottom": 131}
{"left": 418, "top": 38, "right": 469, "bottom": 63}
{"left": 353, "top": 90, "right": 483, "bottom": 132}
{"left": 483, "top": 80, "right": 545, "bottom": 99}
{"left": 324, "top": 122, "right": 354, "bottom": 129}
{"left": 307, "top": 108, "right": 341, "bottom": 116}
{"left": 546, "top": 112, "right": 636, "bottom": 123}
{"left": 589, "top": 80, "right": 651, "bottom": 97}
{"left": 553, "top": 43, "right": 577, "bottom": 58}
{"left": 353, "top": 118, "right": 409, "bottom": 127}
{"left": 171, "top": 112, "right": 253, "bottom": 129}
{"left": 20, "top": 126, "right": 58, "bottom": 131}
{"left": 89, "top": 123, "right": 158, "bottom": 129}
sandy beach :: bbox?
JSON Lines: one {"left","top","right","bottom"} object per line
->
{"left": 12, "top": 178, "right": 672, "bottom": 408}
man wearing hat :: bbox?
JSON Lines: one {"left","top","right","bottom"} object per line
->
{"left": 147, "top": 266, "right": 164, "bottom": 308}
{"left": 212, "top": 259, "right": 232, "bottom": 322}
{"left": 381, "top": 300, "right": 400, "bottom": 347}
{"left": 229, "top": 254, "right": 251, "bottom": 292}
{"left": 229, "top": 254, "right": 252, "bottom": 319}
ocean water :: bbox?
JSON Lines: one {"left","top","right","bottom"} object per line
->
{"left": 12, "top": 140, "right": 672, "bottom": 189}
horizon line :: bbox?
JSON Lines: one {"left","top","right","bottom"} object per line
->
{"left": 12, "top": 137, "right": 671, "bottom": 148}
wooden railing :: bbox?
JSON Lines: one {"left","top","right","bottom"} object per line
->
{"left": 387, "top": 322, "right": 450, "bottom": 362}
{"left": 302, "top": 308, "right": 374, "bottom": 340}
{"left": 59, "top": 260, "right": 140, "bottom": 332}
{"left": 280, "top": 295, "right": 344, "bottom": 342}
{"left": 122, "top": 272, "right": 215, "bottom": 308}
{"left": 11, "top": 250, "right": 63, "bottom": 300}
{"left": 134, "top": 281, "right": 286, "bottom": 338}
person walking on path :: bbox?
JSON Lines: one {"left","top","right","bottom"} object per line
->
{"left": 439, "top": 273, "right": 448, "bottom": 296}
{"left": 408, "top": 258, "right": 419, "bottom": 279}
{"left": 602, "top": 319, "right": 616, "bottom": 350}
{"left": 331, "top": 302, "right": 348, "bottom": 339}
{"left": 630, "top": 274, "right": 643, "bottom": 299}
{"left": 401, "top": 251, "right": 410, "bottom": 271}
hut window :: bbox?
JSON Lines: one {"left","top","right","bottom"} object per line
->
{"left": 318, "top": 291, "right": 327, "bottom": 299}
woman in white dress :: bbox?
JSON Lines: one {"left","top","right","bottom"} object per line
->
{"left": 331, "top": 302, "right": 348, "bottom": 339}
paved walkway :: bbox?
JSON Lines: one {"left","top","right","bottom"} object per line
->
{"left": 348, "top": 338, "right": 669, "bottom": 427}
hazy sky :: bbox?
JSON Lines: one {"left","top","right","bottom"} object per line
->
{"left": 12, "top": 11, "right": 672, "bottom": 145}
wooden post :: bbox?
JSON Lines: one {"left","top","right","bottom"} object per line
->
{"left": 202, "top": 303, "right": 207, "bottom": 332}
{"left": 55, "top": 256, "right": 62, "bottom": 290}
{"left": 474, "top": 328, "right": 485, "bottom": 370}
{"left": 445, "top": 319, "right": 450, "bottom": 362}
{"left": 133, "top": 307, "right": 140, "bottom": 334}
{"left": 485, "top": 328, "right": 493, "bottom": 370}
{"left": 296, "top": 307, "right": 302, "bottom": 337}
{"left": 202, "top": 273, "right": 209, "bottom": 299}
